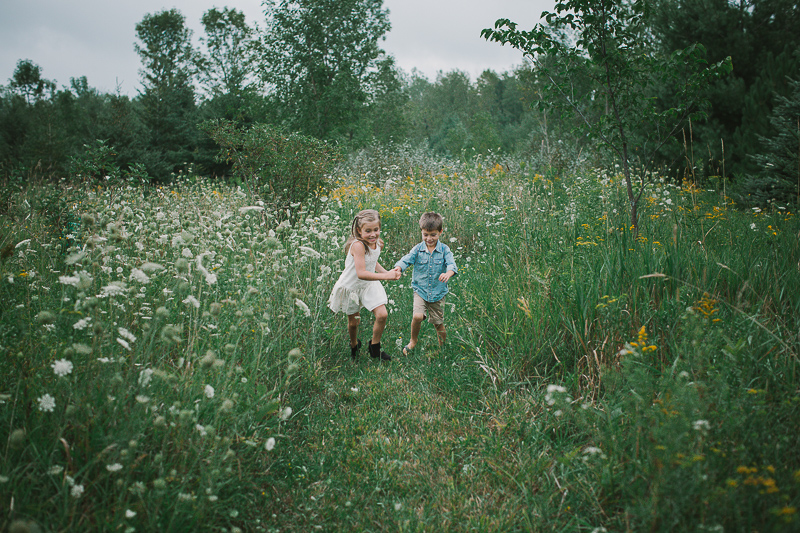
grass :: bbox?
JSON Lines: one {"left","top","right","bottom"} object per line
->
{"left": 1, "top": 155, "right": 800, "bottom": 532}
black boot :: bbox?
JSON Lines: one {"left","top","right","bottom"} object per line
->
{"left": 350, "top": 339, "right": 362, "bottom": 360}
{"left": 368, "top": 340, "right": 391, "bottom": 361}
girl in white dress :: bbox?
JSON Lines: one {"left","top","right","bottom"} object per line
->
{"left": 328, "top": 209, "right": 401, "bottom": 361}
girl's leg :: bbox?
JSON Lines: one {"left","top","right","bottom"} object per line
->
{"left": 347, "top": 313, "right": 360, "bottom": 347}
{"left": 371, "top": 305, "right": 388, "bottom": 344}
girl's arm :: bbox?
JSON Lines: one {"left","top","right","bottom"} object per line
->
{"left": 351, "top": 242, "right": 400, "bottom": 281}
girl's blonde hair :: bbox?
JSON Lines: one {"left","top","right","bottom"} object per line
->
{"left": 344, "top": 209, "right": 384, "bottom": 255}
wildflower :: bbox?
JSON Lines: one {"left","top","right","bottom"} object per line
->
{"left": 204, "top": 385, "right": 215, "bottom": 399}
{"left": 38, "top": 394, "right": 56, "bottom": 412}
{"left": 48, "top": 465, "right": 64, "bottom": 475}
{"left": 183, "top": 295, "right": 200, "bottom": 308}
{"left": 51, "top": 359, "right": 73, "bottom": 377}
{"left": 545, "top": 384, "right": 568, "bottom": 406}
{"left": 299, "top": 246, "right": 322, "bottom": 260}
{"left": 118, "top": 327, "right": 136, "bottom": 343}
{"left": 239, "top": 205, "right": 265, "bottom": 214}
{"left": 117, "top": 338, "right": 132, "bottom": 351}
{"left": 140, "top": 262, "right": 164, "bottom": 273}
{"left": 73, "top": 317, "right": 92, "bottom": 330}
{"left": 135, "top": 395, "right": 150, "bottom": 404}
{"left": 265, "top": 437, "right": 276, "bottom": 451}
{"left": 280, "top": 406, "right": 292, "bottom": 420}
{"left": 394, "top": 502, "right": 402, "bottom": 511}
{"left": 196, "top": 424, "right": 208, "bottom": 437}
{"left": 73, "top": 343, "right": 92, "bottom": 355}
{"left": 106, "top": 463, "right": 123, "bottom": 472}
{"left": 59, "top": 274, "right": 81, "bottom": 287}
{"left": 129, "top": 268, "right": 150, "bottom": 284}
{"left": 36, "top": 310, "right": 56, "bottom": 324}
{"left": 750, "top": 223, "right": 757, "bottom": 230}
{"left": 693, "top": 420, "right": 711, "bottom": 432}
{"left": 138, "top": 368, "right": 154, "bottom": 387}
{"left": 100, "top": 281, "right": 127, "bottom": 297}
{"left": 295, "top": 298, "right": 311, "bottom": 317}
{"left": 125, "top": 509, "right": 136, "bottom": 518}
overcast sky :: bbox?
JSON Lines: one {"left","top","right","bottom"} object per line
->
{"left": 0, "top": 0, "right": 552, "bottom": 96}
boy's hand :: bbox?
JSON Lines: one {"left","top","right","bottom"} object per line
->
{"left": 388, "top": 267, "right": 402, "bottom": 280}
{"left": 439, "top": 271, "right": 454, "bottom": 283}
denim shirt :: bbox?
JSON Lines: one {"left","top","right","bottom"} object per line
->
{"left": 394, "top": 241, "right": 457, "bottom": 303}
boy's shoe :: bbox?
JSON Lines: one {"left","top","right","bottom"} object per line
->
{"left": 350, "top": 339, "right": 362, "bottom": 360}
{"left": 368, "top": 341, "right": 391, "bottom": 361}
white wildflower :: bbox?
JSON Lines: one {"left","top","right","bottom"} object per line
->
{"left": 295, "top": 298, "right": 311, "bottom": 317}
{"left": 196, "top": 424, "right": 208, "bottom": 437}
{"left": 693, "top": 419, "right": 711, "bottom": 432}
{"left": 140, "top": 262, "right": 164, "bottom": 273}
{"left": 52, "top": 359, "right": 73, "bottom": 377}
{"left": 38, "top": 394, "right": 56, "bottom": 412}
{"left": 106, "top": 463, "right": 123, "bottom": 472}
{"left": 239, "top": 206, "right": 265, "bottom": 214}
{"left": 118, "top": 327, "right": 137, "bottom": 343}
{"left": 265, "top": 437, "right": 276, "bottom": 451}
{"left": 73, "top": 317, "right": 91, "bottom": 330}
{"left": 135, "top": 395, "right": 150, "bottom": 403}
{"left": 117, "top": 338, "right": 131, "bottom": 351}
{"left": 100, "top": 281, "right": 127, "bottom": 298}
{"left": 59, "top": 275, "right": 81, "bottom": 287}
{"left": 125, "top": 509, "right": 136, "bottom": 518}
{"left": 182, "top": 295, "right": 200, "bottom": 308}
{"left": 70, "top": 484, "right": 85, "bottom": 498}
{"left": 129, "top": 268, "right": 150, "bottom": 284}
{"left": 299, "top": 246, "right": 322, "bottom": 260}
{"left": 182, "top": 248, "right": 194, "bottom": 258}
{"left": 138, "top": 368, "right": 154, "bottom": 387}
{"left": 204, "top": 385, "right": 215, "bottom": 399}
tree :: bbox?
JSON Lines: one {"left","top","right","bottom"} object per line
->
{"left": 483, "top": 0, "right": 732, "bottom": 233}
{"left": 197, "top": 8, "right": 261, "bottom": 109}
{"left": 8, "top": 60, "right": 55, "bottom": 105}
{"left": 748, "top": 76, "right": 800, "bottom": 204}
{"left": 261, "top": 0, "right": 391, "bottom": 141}
{"left": 134, "top": 9, "right": 199, "bottom": 181}
{"left": 649, "top": 0, "right": 800, "bottom": 178}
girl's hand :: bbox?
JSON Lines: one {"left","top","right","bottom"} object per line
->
{"left": 387, "top": 267, "right": 401, "bottom": 280}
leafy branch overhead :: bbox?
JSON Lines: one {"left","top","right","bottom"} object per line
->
{"left": 482, "top": 0, "right": 733, "bottom": 233}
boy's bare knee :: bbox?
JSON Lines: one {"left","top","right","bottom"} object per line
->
{"left": 412, "top": 313, "right": 426, "bottom": 323}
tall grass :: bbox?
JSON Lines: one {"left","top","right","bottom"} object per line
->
{"left": 2, "top": 153, "right": 799, "bottom": 532}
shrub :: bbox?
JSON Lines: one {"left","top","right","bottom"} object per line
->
{"left": 201, "top": 119, "right": 342, "bottom": 214}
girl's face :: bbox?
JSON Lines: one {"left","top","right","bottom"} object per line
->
{"left": 357, "top": 219, "right": 381, "bottom": 247}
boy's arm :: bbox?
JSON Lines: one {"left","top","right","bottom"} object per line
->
{"left": 394, "top": 244, "right": 419, "bottom": 272}
{"left": 438, "top": 245, "right": 458, "bottom": 282}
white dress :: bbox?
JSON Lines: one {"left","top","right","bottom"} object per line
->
{"left": 328, "top": 242, "right": 388, "bottom": 315}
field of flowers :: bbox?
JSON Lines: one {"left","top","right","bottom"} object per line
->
{"left": 2, "top": 151, "right": 800, "bottom": 532}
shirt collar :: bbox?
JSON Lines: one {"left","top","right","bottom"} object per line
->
{"left": 419, "top": 240, "right": 443, "bottom": 254}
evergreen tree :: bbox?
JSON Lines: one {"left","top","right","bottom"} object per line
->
{"left": 134, "top": 9, "right": 199, "bottom": 181}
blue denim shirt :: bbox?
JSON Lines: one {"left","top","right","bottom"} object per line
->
{"left": 394, "top": 241, "right": 457, "bottom": 303}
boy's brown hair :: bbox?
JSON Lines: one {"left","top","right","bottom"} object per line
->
{"left": 419, "top": 212, "right": 444, "bottom": 232}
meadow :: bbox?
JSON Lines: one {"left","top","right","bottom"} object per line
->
{"left": 1, "top": 148, "right": 799, "bottom": 532}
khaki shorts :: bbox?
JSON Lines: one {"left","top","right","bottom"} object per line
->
{"left": 413, "top": 293, "right": 445, "bottom": 325}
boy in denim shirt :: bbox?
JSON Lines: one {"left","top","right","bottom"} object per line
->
{"left": 394, "top": 212, "right": 457, "bottom": 355}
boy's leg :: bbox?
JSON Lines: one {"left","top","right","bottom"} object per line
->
{"left": 434, "top": 323, "right": 446, "bottom": 346}
{"left": 407, "top": 313, "right": 424, "bottom": 349}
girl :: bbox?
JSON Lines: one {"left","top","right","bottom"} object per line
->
{"left": 328, "top": 209, "right": 400, "bottom": 361}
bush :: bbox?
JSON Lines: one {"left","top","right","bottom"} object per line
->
{"left": 201, "top": 120, "right": 342, "bottom": 214}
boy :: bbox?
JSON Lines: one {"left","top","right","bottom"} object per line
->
{"left": 394, "top": 212, "right": 457, "bottom": 355}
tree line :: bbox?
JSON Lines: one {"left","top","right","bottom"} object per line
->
{"left": 0, "top": 0, "right": 798, "bottom": 203}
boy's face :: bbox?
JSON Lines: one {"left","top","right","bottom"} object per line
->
{"left": 421, "top": 228, "right": 442, "bottom": 249}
